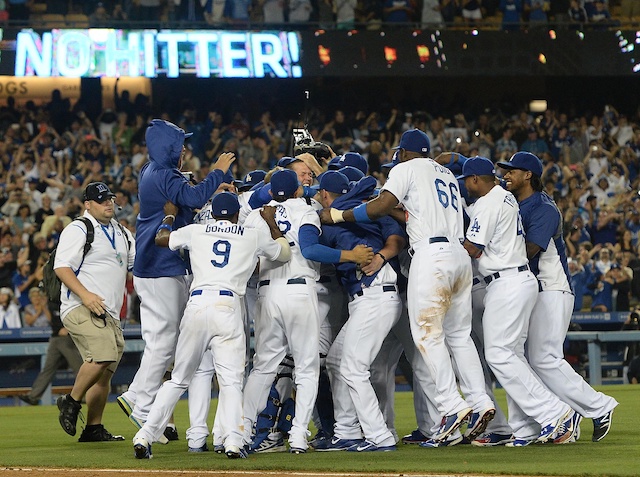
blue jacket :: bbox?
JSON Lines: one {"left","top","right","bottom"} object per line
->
{"left": 133, "top": 119, "right": 225, "bottom": 278}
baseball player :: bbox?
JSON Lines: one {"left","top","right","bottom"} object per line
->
{"left": 132, "top": 192, "right": 292, "bottom": 459}
{"left": 310, "top": 171, "right": 405, "bottom": 452}
{"left": 118, "top": 120, "right": 235, "bottom": 441}
{"left": 459, "top": 156, "right": 579, "bottom": 446}
{"left": 319, "top": 130, "right": 495, "bottom": 442}
{"left": 242, "top": 169, "right": 336, "bottom": 454}
{"left": 498, "top": 151, "right": 618, "bottom": 442}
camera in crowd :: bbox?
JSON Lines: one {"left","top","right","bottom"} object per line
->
{"left": 291, "top": 127, "right": 331, "bottom": 160}
{"left": 630, "top": 311, "right": 640, "bottom": 327}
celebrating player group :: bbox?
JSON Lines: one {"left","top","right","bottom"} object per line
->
{"left": 96, "top": 120, "right": 617, "bottom": 459}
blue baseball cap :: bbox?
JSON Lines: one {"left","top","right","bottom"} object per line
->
{"left": 211, "top": 192, "right": 240, "bottom": 217}
{"left": 339, "top": 152, "right": 368, "bottom": 175}
{"left": 319, "top": 171, "right": 350, "bottom": 195}
{"left": 277, "top": 156, "right": 301, "bottom": 168}
{"left": 497, "top": 152, "right": 543, "bottom": 178}
{"left": 239, "top": 170, "right": 266, "bottom": 192}
{"left": 381, "top": 156, "right": 400, "bottom": 169}
{"left": 393, "top": 129, "right": 430, "bottom": 155}
{"left": 327, "top": 155, "right": 343, "bottom": 170}
{"left": 339, "top": 165, "right": 365, "bottom": 182}
{"left": 270, "top": 169, "right": 299, "bottom": 198}
{"left": 456, "top": 156, "right": 496, "bottom": 179}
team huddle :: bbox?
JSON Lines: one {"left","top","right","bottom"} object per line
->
{"left": 53, "top": 120, "right": 618, "bottom": 458}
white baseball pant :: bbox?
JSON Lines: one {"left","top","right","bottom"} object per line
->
{"left": 483, "top": 270, "right": 571, "bottom": 439}
{"left": 526, "top": 290, "right": 618, "bottom": 417}
{"left": 243, "top": 279, "right": 320, "bottom": 450}
{"left": 134, "top": 289, "right": 246, "bottom": 450}
{"left": 125, "top": 275, "right": 191, "bottom": 422}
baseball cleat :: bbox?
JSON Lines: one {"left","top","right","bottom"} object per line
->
{"left": 554, "top": 411, "right": 582, "bottom": 444}
{"left": 471, "top": 432, "right": 513, "bottom": 447}
{"left": 163, "top": 425, "right": 179, "bottom": 441}
{"left": 213, "top": 444, "right": 224, "bottom": 454}
{"left": 225, "top": 445, "right": 248, "bottom": 459}
{"left": 537, "top": 408, "right": 573, "bottom": 443}
{"left": 401, "top": 429, "right": 430, "bottom": 444}
{"left": 347, "top": 439, "right": 397, "bottom": 452}
{"left": 592, "top": 409, "right": 613, "bottom": 442}
{"left": 78, "top": 424, "right": 125, "bottom": 442}
{"left": 418, "top": 435, "right": 463, "bottom": 448}
{"left": 309, "top": 430, "right": 331, "bottom": 448}
{"left": 505, "top": 437, "right": 535, "bottom": 447}
{"left": 249, "top": 434, "right": 286, "bottom": 453}
{"left": 314, "top": 437, "right": 364, "bottom": 452}
{"left": 129, "top": 414, "right": 169, "bottom": 445}
{"left": 464, "top": 408, "right": 496, "bottom": 441}
{"left": 289, "top": 447, "right": 307, "bottom": 454}
{"left": 188, "top": 443, "right": 209, "bottom": 453}
{"left": 133, "top": 437, "right": 152, "bottom": 459}
{"left": 57, "top": 394, "right": 82, "bottom": 437}
{"left": 434, "top": 407, "right": 472, "bottom": 441}
{"left": 116, "top": 394, "right": 134, "bottom": 417}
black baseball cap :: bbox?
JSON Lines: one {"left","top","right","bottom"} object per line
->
{"left": 83, "top": 182, "right": 116, "bottom": 203}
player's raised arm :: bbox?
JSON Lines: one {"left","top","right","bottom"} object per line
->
{"left": 155, "top": 201, "right": 179, "bottom": 248}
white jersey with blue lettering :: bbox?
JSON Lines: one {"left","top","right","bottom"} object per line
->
{"left": 382, "top": 158, "right": 464, "bottom": 247}
{"left": 168, "top": 216, "right": 282, "bottom": 296}
{"left": 258, "top": 197, "right": 321, "bottom": 282}
{"left": 465, "top": 185, "right": 527, "bottom": 277}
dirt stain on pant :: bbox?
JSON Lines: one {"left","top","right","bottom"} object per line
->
{"left": 417, "top": 285, "right": 452, "bottom": 341}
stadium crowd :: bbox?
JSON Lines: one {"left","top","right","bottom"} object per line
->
{"left": 0, "top": 85, "right": 639, "bottom": 329}
{"left": 4, "top": 0, "right": 638, "bottom": 30}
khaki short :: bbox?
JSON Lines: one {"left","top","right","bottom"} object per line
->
{"left": 64, "top": 305, "right": 124, "bottom": 374}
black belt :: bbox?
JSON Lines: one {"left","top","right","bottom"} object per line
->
{"left": 317, "top": 275, "right": 332, "bottom": 284}
{"left": 258, "top": 278, "right": 307, "bottom": 287}
{"left": 429, "top": 236, "right": 448, "bottom": 244}
{"left": 483, "top": 264, "right": 529, "bottom": 285}
{"left": 351, "top": 285, "right": 397, "bottom": 299}
{"left": 191, "top": 289, "right": 233, "bottom": 297}
{"left": 473, "top": 277, "right": 481, "bottom": 286}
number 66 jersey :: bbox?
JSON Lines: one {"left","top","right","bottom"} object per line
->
{"left": 382, "top": 158, "right": 465, "bottom": 247}
{"left": 168, "top": 212, "right": 284, "bottom": 297}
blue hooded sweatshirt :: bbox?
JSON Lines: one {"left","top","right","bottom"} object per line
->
{"left": 133, "top": 119, "right": 225, "bottom": 278}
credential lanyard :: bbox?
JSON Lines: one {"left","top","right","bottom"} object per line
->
{"left": 101, "top": 224, "right": 116, "bottom": 250}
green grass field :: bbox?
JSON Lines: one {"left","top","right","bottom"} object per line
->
{"left": 1, "top": 386, "right": 638, "bottom": 476}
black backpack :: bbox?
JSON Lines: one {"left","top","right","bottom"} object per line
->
{"left": 42, "top": 217, "right": 94, "bottom": 304}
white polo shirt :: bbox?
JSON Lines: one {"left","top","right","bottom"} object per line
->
{"left": 55, "top": 211, "right": 135, "bottom": 321}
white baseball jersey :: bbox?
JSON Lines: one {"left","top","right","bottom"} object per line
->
{"left": 168, "top": 214, "right": 282, "bottom": 296}
{"left": 465, "top": 185, "right": 527, "bottom": 277}
{"left": 382, "top": 158, "right": 464, "bottom": 247}
{"left": 258, "top": 198, "right": 321, "bottom": 281}
{"left": 55, "top": 212, "right": 135, "bottom": 321}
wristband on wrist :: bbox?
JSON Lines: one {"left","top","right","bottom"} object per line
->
{"left": 352, "top": 203, "right": 372, "bottom": 223}
{"left": 163, "top": 214, "right": 176, "bottom": 222}
{"left": 156, "top": 224, "right": 172, "bottom": 234}
{"left": 330, "top": 208, "right": 345, "bottom": 223}
{"left": 376, "top": 251, "right": 388, "bottom": 264}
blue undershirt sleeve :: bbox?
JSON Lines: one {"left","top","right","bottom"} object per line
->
{"left": 299, "top": 224, "right": 342, "bottom": 263}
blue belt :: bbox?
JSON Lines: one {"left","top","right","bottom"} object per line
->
{"left": 258, "top": 278, "right": 307, "bottom": 287}
{"left": 429, "top": 236, "right": 448, "bottom": 244}
{"left": 351, "top": 285, "right": 397, "bottom": 299}
{"left": 473, "top": 277, "right": 481, "bottom": 286}
{"left": 191, "top": 289, "right": 233, "bottom": 297}
{"left": 483, "top": 264, "right": 529, "bottom": 285}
